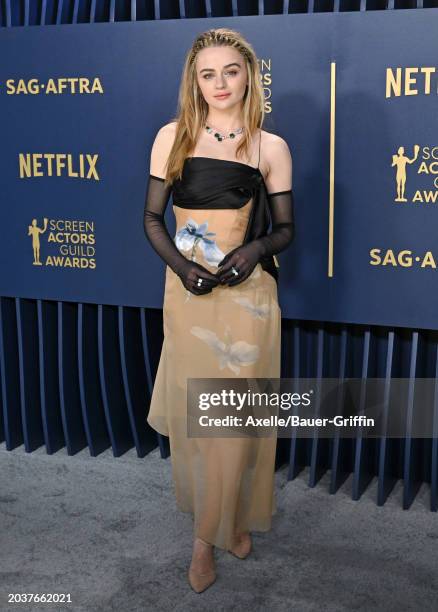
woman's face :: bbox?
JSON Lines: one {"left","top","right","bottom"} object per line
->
{"left": 195, "top": 46, "right": 248, "bottom": 111}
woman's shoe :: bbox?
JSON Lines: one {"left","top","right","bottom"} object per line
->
{"left": 188, "top": 537, "right": 216, "bottom": 593}
{"left": 228, "top": 532, "right": 252, "bottom": 559}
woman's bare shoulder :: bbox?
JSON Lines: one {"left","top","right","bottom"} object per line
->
{"left": 157, "top": 120, "right": 178, "bottom": 135}
{"left": 261, "top": 130, "right": 292, "bottom": 159}
{"left": 261, "top": 130, "right": 293, "bottom": 192}
{"left": 150, "top": 121, "right": 178, "bottom": 177}
{"left": 154, "top": 121, "right": 178, "bottom": 147}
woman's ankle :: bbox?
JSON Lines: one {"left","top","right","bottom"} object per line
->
{"left": 195, "top": 536, "right": 213, "bottom": 548}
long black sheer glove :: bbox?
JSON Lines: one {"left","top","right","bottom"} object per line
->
{"left": 216, "top": 190, "right": 295, "bottom": 286}
{"left": 143, "top": 175, "right": 220, "bottom": 295}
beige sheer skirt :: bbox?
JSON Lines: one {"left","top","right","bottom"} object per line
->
{"left": 147, "top": 200, "right": 281, "bottom": 551}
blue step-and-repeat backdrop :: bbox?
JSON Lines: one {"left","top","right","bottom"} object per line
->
{"left": 1, "top": 10, "right": 437, "bottom": 330}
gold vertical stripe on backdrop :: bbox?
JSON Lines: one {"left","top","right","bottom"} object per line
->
{"left": 329, "top": 62, "right": 336, "bottom": 277}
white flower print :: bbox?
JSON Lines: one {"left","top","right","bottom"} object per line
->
{"left": 175, "top": 218, "right": 225, "bottom": 267}
{"left": 231, "top": 297, "right": 275, "bottom": 320}
{"left": 190, "top": 324, "right": 259, "bottom": 375}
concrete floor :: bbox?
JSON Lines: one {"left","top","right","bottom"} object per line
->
{"left": 1, "top": 441, "right": 437, "bottom": 612}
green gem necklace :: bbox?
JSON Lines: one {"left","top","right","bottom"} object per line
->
{"left": 205, "top": 124, "right": 245, "bottom": 142}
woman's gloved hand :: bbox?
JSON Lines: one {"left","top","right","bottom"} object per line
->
{"left": 215, "top": 189, "right": 296, "bottom": 287}
{"left": 177, "top": 259, "right": 221, "bottom": 295}
{"left": 215, "top": 241, "right": 264, "bottom": 287}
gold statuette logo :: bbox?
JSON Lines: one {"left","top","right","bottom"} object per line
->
{"left": 28, "top": 218, "right": 48, "bottom": 265}
{"left": 391, "top": 145, "right": 420, "bottom": 202}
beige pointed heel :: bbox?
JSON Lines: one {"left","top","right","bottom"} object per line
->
{"left": 188, "top": 537, "right": 216, "bottom": 593}
{"left": 228, "top": 532, "right": 252, "bottom": 560}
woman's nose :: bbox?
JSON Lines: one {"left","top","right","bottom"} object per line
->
{"left": 215, "top": 75, "right": 226, "bottom": 87}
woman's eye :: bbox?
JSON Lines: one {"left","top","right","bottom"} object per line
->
{"left": 202, "top": 71, "right": 239, "bottom": 79}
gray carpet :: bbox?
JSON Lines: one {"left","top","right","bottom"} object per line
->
{"left": 1, "top": 441, "right": 437, "bottom": 611}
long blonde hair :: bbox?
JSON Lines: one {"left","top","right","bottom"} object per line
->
{"left": 163, "top": 28, "right": 265, "bottom": 188}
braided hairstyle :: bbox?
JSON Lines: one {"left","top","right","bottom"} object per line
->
{"left": 188, "top": 28, "right": 254, "bottom": 66}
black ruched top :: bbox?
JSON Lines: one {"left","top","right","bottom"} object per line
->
{"left": 172, "top": 157, "right": 265, "bottom": 210}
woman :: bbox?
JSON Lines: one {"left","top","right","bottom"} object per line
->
{"left": 143, "top": 28, "right": 294, "bottom": 593}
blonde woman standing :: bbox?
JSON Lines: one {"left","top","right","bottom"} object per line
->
{"left": 143, "top": 27, "right": 294, "bottom": 593}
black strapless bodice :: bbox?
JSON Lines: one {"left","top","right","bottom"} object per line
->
{"left": 172, "top": 157, "right": 265, "bottom": 210}
{"left": 171, "top": 157, "right": 278, "bottom": 283}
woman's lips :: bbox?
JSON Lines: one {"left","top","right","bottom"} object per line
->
{"left": 214, "top": 93, "right": 231, "bottom": 99}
